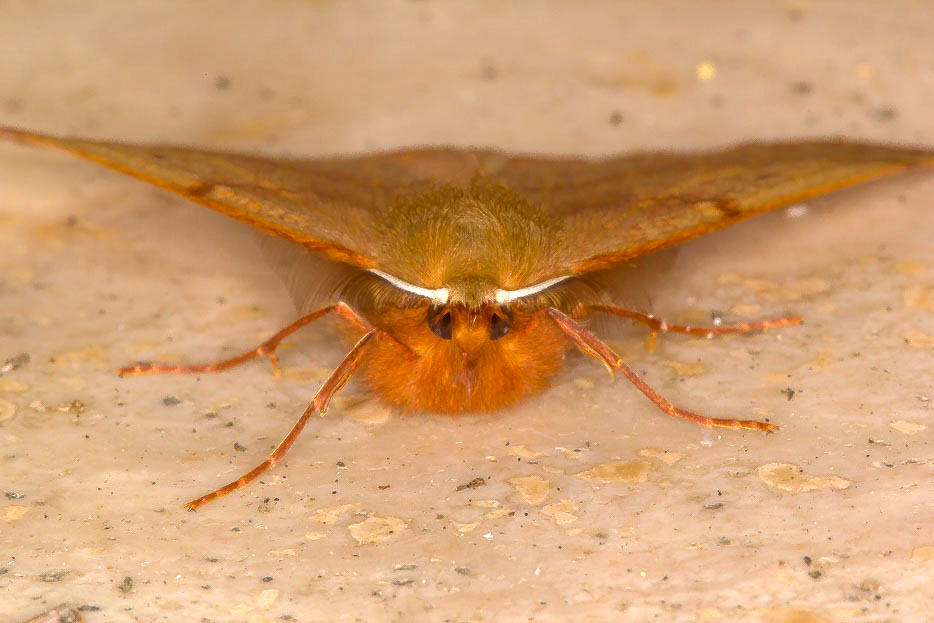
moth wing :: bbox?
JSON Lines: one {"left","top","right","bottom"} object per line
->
{"left": 5, "top": 128, "right": 932, "bottom": 285}
{"left": 0, "top": 126, "right": 492, "bottom": 271}
{"left": 484, "top": 141, "right": 934, "bottom": 274}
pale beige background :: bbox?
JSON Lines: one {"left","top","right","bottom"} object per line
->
{"left": 1, "top": 1, "right": 933, "bottom": 622}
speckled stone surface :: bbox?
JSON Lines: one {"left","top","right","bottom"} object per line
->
{"left": 1, "top": 2, "right": 933, "bottom": 622}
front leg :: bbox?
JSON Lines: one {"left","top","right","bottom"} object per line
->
{"left": 184, "top": 328, "right": 378, "bottom": 510}
{"left": 115, "top": 300, "right": 409, "bottom": 509}
{"left": 548, "top": 308, "right": 776, "bottom": 432}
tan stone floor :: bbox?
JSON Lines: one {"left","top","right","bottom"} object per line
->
{"left": 1, "top": 2, "right": 933, "bottom": 621}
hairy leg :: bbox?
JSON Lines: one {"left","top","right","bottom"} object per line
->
{"left": 548, "top": 308, "right": 775, "bottom": 432}
{"left": 185, "top": 330, "right": 377, "bottom": 510}
{"left": 117, "top": 302, "right": 392, "bottom": 376}
{"left": 584, "top": 303, "right": 802, "bottom": 351}
{"left": 116, "top": 301, "right": 408, "bottom": 509}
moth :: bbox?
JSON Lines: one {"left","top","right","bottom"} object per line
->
{"left": 2, "top": 126, "right": 931, "bottom": 510}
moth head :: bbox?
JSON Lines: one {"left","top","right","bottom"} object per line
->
{"left": 363, "top": 268, "right": 588, "bottom": 349}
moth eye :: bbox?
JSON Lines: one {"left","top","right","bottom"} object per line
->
{"left": 489, "top": 307, "right": 513, "bottom": 341}
{"left": 427, "top": 305, "right": 453, "bottom": 340}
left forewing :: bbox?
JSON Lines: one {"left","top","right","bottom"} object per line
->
{"left": 0, "top": 127, "right": 496, "bottom": 270}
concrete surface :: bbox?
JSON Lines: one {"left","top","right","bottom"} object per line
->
{"left": 1, "top": 1, "right": 933, "bottom": 622}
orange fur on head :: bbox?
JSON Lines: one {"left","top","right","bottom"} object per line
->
{"left": 360, "top": 304, "right": 570, "bottom": 413}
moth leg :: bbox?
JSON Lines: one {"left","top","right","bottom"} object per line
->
{"left": 585, "top": 304, "right": 803, "bottom": 342}
{"left": 117, "top": 302, "right": 377, "bottom": 377}
{"left": 184, "top": 330, "right": 376, "bottom": 511}
{"left": 547, "top": 308, "right": 775, "bottom": 433}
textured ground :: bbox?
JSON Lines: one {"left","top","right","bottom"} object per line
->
{"left": 1, "top": 1, "right": 933, "bottom": 622}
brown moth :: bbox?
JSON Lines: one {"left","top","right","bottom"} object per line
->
{"left": 1, "top": 126, "right": 932, "bottom": 510}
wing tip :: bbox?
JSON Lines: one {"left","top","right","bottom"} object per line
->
{"left": 0, "top": 125, "right": 55, "bottom": 146}
{"left": 0, "top": 125, "right": 30, "bottom": 141}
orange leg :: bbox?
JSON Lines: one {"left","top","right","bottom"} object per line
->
{"left": 117, "top": 302, "right": 380, "bottom": 377}
{"left": 585, "top": 304, "right": 802, "bottom": 351}
{"left": 184, "top": 330, "right": 377, "bottom": 511}
{"left": 115, "top": 301, "right": 407, "bottom": 509}
{"left": 547, "top": 308, "right": 775, "bottom": 433}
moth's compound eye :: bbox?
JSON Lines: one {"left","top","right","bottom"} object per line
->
{"left": 427, "top": 305, "right": 453, "bottom": 340}
{"left": 489, "top": 307, "right": 513, "bottom": 340}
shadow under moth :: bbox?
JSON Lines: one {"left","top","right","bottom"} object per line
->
{"left": 1, "top": 126, "right": 931, "bottom": 509}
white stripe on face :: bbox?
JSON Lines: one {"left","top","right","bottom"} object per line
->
{"left": 369, "top": 271, "right": 570, "bottom": 306}
{"left": 368, "top": 269, "right": 450, "bottom": 304}
{"left": 494, "top": 276, "right": 571, "bottom": 304}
